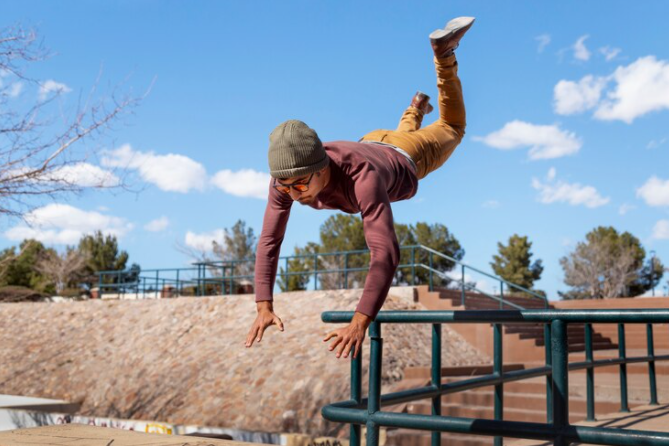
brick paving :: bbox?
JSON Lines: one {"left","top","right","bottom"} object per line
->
{"left": 506, "top": 403, "right": 669, "bottom": 445}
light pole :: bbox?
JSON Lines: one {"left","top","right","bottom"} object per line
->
{"left": 650, "top": 250, "right": 656, "bottom": 297}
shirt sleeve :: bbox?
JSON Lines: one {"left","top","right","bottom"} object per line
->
{"left": 254, "top": 181, "right": 293, "bottom": 303}
{"left": 353, "top": 172, "right": 400, "bottom": 319}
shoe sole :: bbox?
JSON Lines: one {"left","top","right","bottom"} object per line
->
{"left": 429, "top": 16, "right": 475, "bottom": 41}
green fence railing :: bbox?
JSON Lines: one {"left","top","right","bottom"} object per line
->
{"left": 96, "top": 244, "right": 548, "bottom": 309}
{"left": 321, "top": 309, "right": 669, "bottom": 446}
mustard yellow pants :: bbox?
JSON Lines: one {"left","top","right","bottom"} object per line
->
{"left": 360, "top": 54, "right": 466, "bottom": 180}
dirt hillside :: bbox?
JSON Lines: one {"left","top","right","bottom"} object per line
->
{"left": 0, "top": 288, "right": 488, "bottom": 436}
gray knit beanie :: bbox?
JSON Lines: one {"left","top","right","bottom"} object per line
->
{"left": 268, "top": 120, "right": 330, "bottom": 178}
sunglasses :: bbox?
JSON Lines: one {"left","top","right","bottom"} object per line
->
{"left": 273, "top": 172, "right": 315, "bottom": 194}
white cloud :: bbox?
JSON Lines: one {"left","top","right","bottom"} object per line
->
{"left": 102, "top": 144, "right": 207, "bottom": 193}
{"left": 38, "top": 79, "right": 72, "bottom": 100}
{"left": 552, "top": 56, "right": 669, "bottom": 123}
{"left": 440, "top": 271, "right": 496, "bottom": 295}
{"left": 652, "top": 220, "right": 669, "bottom": 240}
{"left": 46, "top": 163, "right": 120, "bottom": 187}
{"left": 573, "top": 35, "right": 591, "bottom": 61}
{"left": 532, "top": 168, "right": 610, "bottom": 208}
{"left": 599, "top": 46, "right": 621, "bottom": 62}
{"left": 474, "top": 120, "right": 582, "bottom": 160}
{"left": 144, "top": 216, "right": 170, "bottom": 232}
{"left": 547, "top": 167, "right": 557, "bottom": 181}
{"left": 3, "top": 204, "right": 132, "bottom": 245}
{"left": 554, "top": 75, "right": 607, "bottom": 115}
{"left": 482, "top": 200, "right": 501, "bottom": 209}
{"left": 535, "top": 34, "right": 551, "bottom": 53}
{"left": 595, "top": 56, "right": 669, "bottom": 123}
{"left": 619, "top": 203, "right": 635, "bottom": 215}
{"left": 8, "top": 82, "right": 23, "bottom": 98}
{"left": 184, "top": 229, "right": 226, "bottom": 252}
{"left": 211, "top": 168, "right": 271, "bottom": 200}
{"left": 637, "top": 176, "right": 669, "bottom": 207}
{"left": 647, "top": 138, "right": 667, "bottom": 149}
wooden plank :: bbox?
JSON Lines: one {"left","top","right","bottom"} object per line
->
{"left": 0, "top": 424, "right": 267, "bottom": 445}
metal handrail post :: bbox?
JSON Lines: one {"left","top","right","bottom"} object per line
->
{"left": 461, "top": 264, "right": 466, "bottom": 306}
{"left": 494, "top": 323, "right": 504, "bottom": 446}
{"left": 544, "top": 323, "right": 553, "bottom": 424}
{"left": 585, "top": 323, "right": 596, "bottom": 421}
{"left": 431, "top": 323, "right": 442, "bottom": 446}
{"left": 411, "top": 247, "right": 416, "bottom": 286}
{"left": 367, "top": 321, "right": 382, "bottom": 446}
{"left": 350, "top": 348, "right": 362, "bottom": 446}
{"left": 344, "top": 253, "right": 349, "bottom": 289}
{"left": 284, "top": 257, "right": 289, "bottom": 289}
{"left": 197, "top": 264, "right": 202, "bottom": 296}
{"left": 429, "top": 252, "right": 433, "bottom": 291}
{"left": 618, "top": 323, "right": 630, "bottom": 412}
{"left": 313, "top": 253, "right": 319, "bottom": 291}
{"left": 551, "top": 319, "right": 569, "bottom": 446}
{"left": 500, "top": 282, "right": 504, "bottom": 310}
{"left": 647, "top": 323, "right": 658, "bottom": 405}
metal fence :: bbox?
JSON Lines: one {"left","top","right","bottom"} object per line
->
{"left": 321, "top": 309, "right": 669, "bottom": 446}
{"left": 96, "top": 245, "right": 548, "bottom": 308}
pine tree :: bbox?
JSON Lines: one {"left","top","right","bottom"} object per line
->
{"left": 78, "top": 231, "right": 129, "bottom": 288}
{"left": 491, "top": 234, "right": 543, "bottom": 294}
{"left": 0, "top": 239, "right": 55, "bottom": 293}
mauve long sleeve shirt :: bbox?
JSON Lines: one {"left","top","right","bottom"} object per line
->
{"left": 254, "top": 140, "right": 419, "bottom": 319}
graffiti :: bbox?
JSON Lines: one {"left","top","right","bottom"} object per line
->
{"left": 145, "top": 422, "right": 173, "bottom": 435}
{"left": 1, "top": 410, "right": 174, "bottom": 435}
{"left": 310, "top": 440, "right": 345, "bottom": 446}
{"left": 2, "top": 409, "right": 350, "bottom": 446}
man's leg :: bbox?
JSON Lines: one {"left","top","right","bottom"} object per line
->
{"left": 395, "top": 92, "right": 434, "bottom": 132}
{"left": 359, "top": 17, "right": 473, "bottom": 180}
{"left": 396, "top": 107, "right": 424, "bottom": 132}
{"left": 409, "top": 54, "right": 466, "bottom": 179}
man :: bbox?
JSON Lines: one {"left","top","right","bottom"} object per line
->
{"left": 245, "top": 16, "right": 475, "bottom": 359}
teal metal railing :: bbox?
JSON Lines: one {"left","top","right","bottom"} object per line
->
{"left": 321, "top": 309, "right": 669, "bottom": 446}
{"left": 96, "top": 245, "right": 548, "bottom": 308}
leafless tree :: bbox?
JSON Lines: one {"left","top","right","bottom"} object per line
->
{"left": 174, "top": 240, "right": 214, "bottom": 265}
{"left": 34, "top": 248, "right": 88, "bottom": 294}
{"left": 0, "top": 24, "right": 148, "bottom": 219}
{"left": 561, "top": 240, "right": 638, "bottom": 299}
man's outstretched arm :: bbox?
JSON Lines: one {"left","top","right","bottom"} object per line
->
{"left": 246, "top": 184, "right": 292, "bottom": 348}
{"left": 323, "top": 173, "right": 400, "bottom": 359}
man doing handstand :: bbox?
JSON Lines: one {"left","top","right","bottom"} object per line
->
{"left": 246, "top": 16, "right": 475, "bottom": 359}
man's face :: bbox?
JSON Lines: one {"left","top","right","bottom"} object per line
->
{"left": 275, "top": 167, "right": 329, "bottom": 205}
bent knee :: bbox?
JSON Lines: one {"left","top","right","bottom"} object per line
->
{"left": 451, "top": 123, "right": 466, "bottom": 142}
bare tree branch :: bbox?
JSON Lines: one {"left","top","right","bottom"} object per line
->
{"left": 0, "top": 23, "right": 150, "bottom": 222}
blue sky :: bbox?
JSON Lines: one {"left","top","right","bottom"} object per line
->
{"left": 2, "top": 1, "right": 669, "bottom": 299}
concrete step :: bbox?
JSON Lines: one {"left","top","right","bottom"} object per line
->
{"left": 387, "top": 429, "right": 494, "bottom": 446}
{"left": 403, "top": 364, "right": 525, "bottom": 380}
{"left": 432, "top": 391, "right": 621, "bottom": 414}
{"left": 407, "top": 401, "right": 589, "bottom": 424}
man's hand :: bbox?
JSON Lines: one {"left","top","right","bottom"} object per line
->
{"left": 246, "top": 301, "right": 284, "bottom": 348}
{"left": 323, "top": 311, "right": 372, "bottom": 359}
